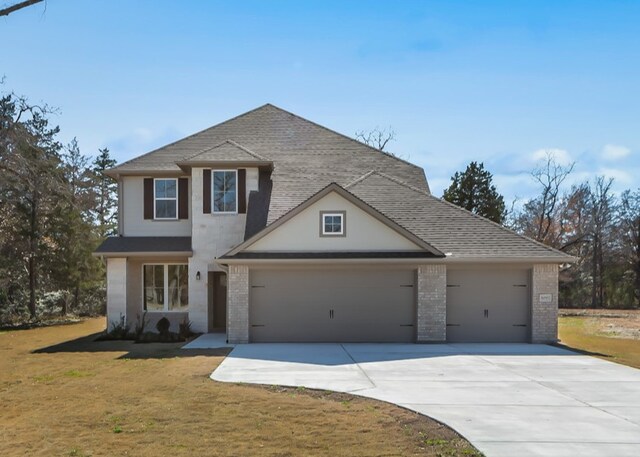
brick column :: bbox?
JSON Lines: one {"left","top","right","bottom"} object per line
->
{"left": 416, "top": 264, "right": 447, "bottom": 342}
{"left": 531, "top": 264, "right": 559, "bottom": 343}
{"left": 227, "top": 264, "right": 250, "bottom": 343}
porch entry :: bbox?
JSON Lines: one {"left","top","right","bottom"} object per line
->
{"left": 208, "top": 271, "right": 227, "bottom": 332}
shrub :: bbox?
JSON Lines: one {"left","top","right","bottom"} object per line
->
{"left": 156, "top": 317, "right": 171, "bottom": 340}
{"left": 108, "top": 315, "right": 130, "bottom": 339}
{"left": 179, "top": 317, "right": 193, "bottom": 340}
{"left": 134, "top": 312, "right": 149, "bottom": 341}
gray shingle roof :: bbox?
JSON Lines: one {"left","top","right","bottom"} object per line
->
{"left": 109, "top": 104, "right": 428, "bottom": 223}
{"left": 94, "top": 237, "right": 192, "bottom": 255}
{"left": 345, "top": 172, "right": 572, "bottom": 260}
{"left": 182, "top": 140, "right": 268, "bottom": 162}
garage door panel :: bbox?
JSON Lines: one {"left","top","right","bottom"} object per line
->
{"left": 447, "top": 269, "right": 530, "bottom": 343}
{"left": 250, "top": 269, "right": 415, "bottom": 343}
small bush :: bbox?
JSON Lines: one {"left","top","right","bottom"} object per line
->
{"left": 108, "top": 315, "right": 130, "bottom": 339}
{"left": 156, "top": 317, "right": 171, "bottom": 339}
{"left": 134, "top": 312, "right": 149, "bottom": 341}
{"left": 179, "top": 317, "right": 194, "bottom": 340}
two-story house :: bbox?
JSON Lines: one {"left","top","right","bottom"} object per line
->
{"left": 95, "top": 104, "right": 572, "bottom": 344}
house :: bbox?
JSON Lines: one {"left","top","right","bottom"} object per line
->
{"left": 94, "top": 104, "right": 572, "bottom": 344}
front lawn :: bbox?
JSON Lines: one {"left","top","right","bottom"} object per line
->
{"left": 559, "top": 309, "right": 640, "bottom": 369}
{"left": 0, "top": 318, "right": 479, "bottom": 457}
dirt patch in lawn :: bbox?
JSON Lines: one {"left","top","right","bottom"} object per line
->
{"left": 559, "top": 309, "right": 640, "bottom": 340}
{"left": 559, "top": 312, "right": 640, "bottom": 369}
{"left": 0, "top": 318, "right": 480, "bottom": 457}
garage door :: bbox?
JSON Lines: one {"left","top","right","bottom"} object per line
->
{"left": 446, "top": 269, "right": 530, "bottom": 343}
{"left": 250, "top": 269, "right": 415, "bottom": 342}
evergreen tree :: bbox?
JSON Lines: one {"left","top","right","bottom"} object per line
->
{"left": 443, "top": 161, "right": 506, "bottom": 224}
{"left": 91, "top": 147, "right": 117, "bottom": 237}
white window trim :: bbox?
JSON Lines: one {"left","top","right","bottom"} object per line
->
{"left": 153, "top": 178, "right": 178, "bottom": 220}
{"left": 211, "top": 169, "right": 238, "bottom": 214}
{"left": 322, "top": 212, "right": 344, "bottom": 236}
{"left": 142, "top": 263, "right": 188, "bottom": 312}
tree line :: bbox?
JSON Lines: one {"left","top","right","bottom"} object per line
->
{"left": 0, "top": 85, "right": 117, "bottom": 324}
{"left": 444, "top": 157, "right": 639, "bottom": 309}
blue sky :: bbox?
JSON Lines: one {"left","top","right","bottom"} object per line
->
{"left": 1, "top": 0, "right": 638, "bottom": 201}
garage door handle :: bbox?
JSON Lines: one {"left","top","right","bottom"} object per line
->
{"left": 513, "top": 324, "right": 527, "bottom": 327}
{"left": 400, "top": 324, "right": 414, "bottom": 327}
{"left": 446, "top": 324, "right": 460, "bottom": 327}
{"left": 251, "top": 324, "right": 265, "bottom": 327}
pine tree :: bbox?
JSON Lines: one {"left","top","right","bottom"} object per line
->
{"left": 443, "top": 161, "right": 506, "bottom": 224}
{"left": 91, "top": 147, "right": 117, "bottom": 238}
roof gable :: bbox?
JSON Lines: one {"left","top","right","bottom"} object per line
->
{"left": 224, "top": 183, "right": 444, "bottom": 258}
{"left": 183, "top": 140, "right": 268, "bottom": 162}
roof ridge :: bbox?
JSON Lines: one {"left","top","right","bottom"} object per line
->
{"left": 109, "top": 104, "right": 273, "bottom": 171}
{"left": 348, "top": 170, "right": 429, "bottom": 195}
{"left": 345, "top": 170, "right": 377, "bottom": 188}
{"left": 184, "top": 139, "right": 269, "bottom": 161}
{"left": 262, "top": 103, "right": 427, "bottom": 175}
{"left": 350, "top": 171, "right": 572, "bottom": 259}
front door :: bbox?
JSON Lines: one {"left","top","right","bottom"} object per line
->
{"left": 208, "top": 271, "right": 227, "bottom": 332}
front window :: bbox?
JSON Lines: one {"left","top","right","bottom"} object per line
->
{"left": 321, "top": 212, "right": 345, "bottom": 236}
{"left": 154, "top": 178, "right": 177, "bottom": 219}
{"left": 143, "top": 264, "right": 188, "bottom": 312}
{"left": 212, "top": 170, "right": 237, "bottom": 213}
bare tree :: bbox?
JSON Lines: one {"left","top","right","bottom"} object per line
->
{"left": 0, "top": 0, "right": 44, "bottom": 17}
{"left": 587, "top": 177, "right": 616, "bottom": 307}
{"left": 355, "top": 126, "right": 396, "bottom": 152}
{"left": 619, "top": 189, "right": 640, "bottom": 305}
{"left": 530, "top": 151, "right": 575, "bottom": 242}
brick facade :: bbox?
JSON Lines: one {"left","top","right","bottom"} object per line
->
{"left": 531, "top": 263, "right": 559, "bottom": 343}
{"left": 416, "top": 264, "right": 447, "bottom": 342}
{"left": 227, "top": 264, "right": 250, "bottom": 343}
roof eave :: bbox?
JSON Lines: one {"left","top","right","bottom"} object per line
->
{"left": 92, "top": 250, "right": 193, "bottom": 258}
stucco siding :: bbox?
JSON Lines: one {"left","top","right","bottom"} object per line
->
{"left": 121, "top": 176, "right": 192, "bottom": 236}
{"left": 246, "top": 191, "right": 423, "bottom": 252}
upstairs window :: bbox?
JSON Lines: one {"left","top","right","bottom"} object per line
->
{"left": 213, "top": 170, "right": 237, "bottom": 213}
{"left": 320, "top": 211, "right": 346, "bottom": 236}
{"left": 154, "top": 178, "right": 178, "bottom": 219}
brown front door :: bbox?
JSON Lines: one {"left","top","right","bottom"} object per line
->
{"left": 212, "top": 271, "right": 227, "bottom": 331}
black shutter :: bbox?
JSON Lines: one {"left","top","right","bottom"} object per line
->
{"left": 143, "top": 178, "right": 154, "bottom": 220}
{"left": 178, "top": 178, "right": 188, "bottom": 219}
{"left": 203, "top": 169, "right": 211, "bottom": 214}
{"left": 238, "top": 169, "right": 246, "bottom": 214}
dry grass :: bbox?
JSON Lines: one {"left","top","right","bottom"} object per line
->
{"left": 559, "top": 310, "right": 640, "bottom": 369}
{"left": 0, "top": 318, "right": 479, "bottom": 457}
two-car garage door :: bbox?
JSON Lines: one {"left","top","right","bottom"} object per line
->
{"left": 250, "top": 269, "right": 415, "bottom": 342}
{"left": 248, "top": 268, "right": 532, "bottom": 343}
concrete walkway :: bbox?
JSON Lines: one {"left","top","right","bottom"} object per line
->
{"left": 211, "top": 343, "right": 640, "bottom": 457}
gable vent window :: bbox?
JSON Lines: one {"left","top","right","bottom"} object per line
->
{"left": 213, "top": 170, "right": 237, "bottom": 213}
{"left": 154, "top": 178, "right": 178, "bottom": 219}
{"left": 320, "top": 211, "right": 346, "bottom": 237}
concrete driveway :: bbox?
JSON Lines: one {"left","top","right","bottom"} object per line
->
{"left": 210, "top": 343, "right": 640, "bottom": 457}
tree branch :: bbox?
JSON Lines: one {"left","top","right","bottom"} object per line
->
{"left": 0, "top": 0, "right": 44, "bottom": 17}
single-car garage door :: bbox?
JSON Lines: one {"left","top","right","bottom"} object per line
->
{"left": 446, "top": 269, "right": 531, "bottom": 343}
{"left": 250, "top": 269, "right": 415, "bottom": 342}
